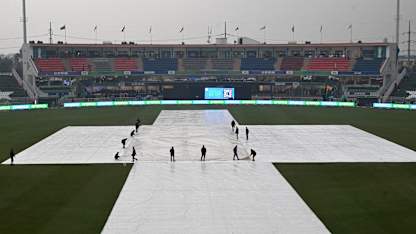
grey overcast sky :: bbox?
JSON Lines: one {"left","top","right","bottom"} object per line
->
{"left": 0, "top": 0, "right": 415, "bottom": 54}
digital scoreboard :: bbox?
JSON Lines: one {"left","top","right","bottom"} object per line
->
{"left": 204, "top": 88, "right": 235, "bottom": 100}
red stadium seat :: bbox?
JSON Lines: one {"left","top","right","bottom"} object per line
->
{"left": 35, "top": 58, "right": 65, "bottom": 72}
{"left": 70, "top": 58, "right": 90, "bottom": 72}
{"left": 306, "top": 58, "right": 351, "bottom": 72}
{"left": 114, "top": 58, "right": 138, "bottom": 71}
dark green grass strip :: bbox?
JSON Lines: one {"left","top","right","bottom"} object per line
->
{"left": 275, "top": 163, "right": 416, "bottom": 234}
{"left": 0, "top": 164, "right": 131, "bottom": 234}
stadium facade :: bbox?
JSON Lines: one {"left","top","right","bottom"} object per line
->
{"left": 19, "top": 41, "right": 399, "bottom": 105}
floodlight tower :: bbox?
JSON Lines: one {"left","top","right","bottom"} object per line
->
{"left": 395, "top": 0, "right": 400, "bottom": 67}
{"left": 22, "top": 0, "right": 28, "bottom": 44}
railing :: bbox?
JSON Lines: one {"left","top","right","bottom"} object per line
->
{"left": 63, "top": 100, "right": 356, "bottom": 108}
{"left": 379, "top": 57, "right": 390, "bottom": 74}
{"left": 28, "top": 57, "right": 39, "bottom": 75}
{"left": 382, "top": 68, "right": 407, "bottom": 102}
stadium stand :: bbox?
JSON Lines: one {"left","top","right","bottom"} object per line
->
{"left": 115, "top": 58, "right": 139, "bottom": 71}
{"left": 280, "top": 57, "right": 305, "bottom": 71}
{"left": 211, "top": 59, "right": 235, "bottom": 70}
{"left": 347, "top": 86, "right": 380, "bottom": 94}
{"left": 70, "top": 58, "right": 90, "bottom": 72}
{"left": 92, "top": 59, "right": 113, "bottom": 73}
{"left": 0, "top": 75, "right": 28, "bottom": 97}
{"left": 143, "top": 58, "right": 177, "bottom": 72}
{"left": 353, "top": 58, "right": 385, "bottom": 73}
{"left": 22, "top": 42, "right": 395, "bottom": 103}
{"left": 35, "top": 58, "right": 65, "bottom": 72}
{"left": 182, "top": 58, "right": 209, "bottom": 70}
{"left": 241, "top": 58, "right": 276, "bottom": 71}
{"left": 306, "top": 58, "right": 351, "bottom": 71}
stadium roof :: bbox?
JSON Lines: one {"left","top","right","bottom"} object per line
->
{"left": 28, "top": 42, "right": 391, "bottom": 49}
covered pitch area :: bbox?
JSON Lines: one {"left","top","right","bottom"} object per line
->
{"left": 2, "top": 109, "right": 416, "bottom": 233}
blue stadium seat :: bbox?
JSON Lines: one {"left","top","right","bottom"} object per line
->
{"left": 353, "top": 58, "right": 385, "bottom": 73}
{"left": 143, "top": 58, "right": 177, "bottom": 72}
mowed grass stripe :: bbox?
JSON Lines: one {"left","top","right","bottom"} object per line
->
{"left": 276, "top": 163, "right": 416, "bottom": 234}
{"left": 0, "top": 164, "right": 131, "bottom": 234}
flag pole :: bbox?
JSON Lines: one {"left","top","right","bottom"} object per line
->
{"left": 94, "top": 26, "right": 98, "bottom": 44}
{"left": 65, "top": 28, "right": 67, "bottom": 44}
{"left": 121, "top": 26, "right": 126, "bottom": 42}
{"left": 260, "top": 26, "right": 266, "bottom": 44}
{"left": 292, "top": 26, "right": 295, "bottom": 41}
{"left": 320, "top": 26, "right": 323, "bottom": 43}
{"left": 181, "top": 28, "right": 184, "bottom": 44}
{"left": 150, "top": 26, "right": 153, "bottom": 45}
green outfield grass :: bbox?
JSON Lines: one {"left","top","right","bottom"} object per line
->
{"left": 276, "top": 163, "right": 416, "bottom": 234}
{"left": 0, "top": 106, "right": 415, "bottom": 233}
{"left": 0, "top": 164, "right": 131, "bottom": 234}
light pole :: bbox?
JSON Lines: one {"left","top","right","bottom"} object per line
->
{"left": 22, "top": 0, "right": 27, "bottom": 44}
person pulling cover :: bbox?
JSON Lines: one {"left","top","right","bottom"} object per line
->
{"left": 233, "top": 145, "right": 239, "bottom": 160}
{"left": 10, "top": 149, "right": 15, "bottom": 166}
{"left": 121, "top": 138, "right": 127, "bottom": 148}
{"left": 246, "top": 127, "right": 249, "bottom": 141}
{"left": 231, "top": 120, "right": 236, "bottom": 131}
{"left": 170, "top": 147, "right": 175, "bottom": 162}
{"left": 135, "top": 121, "right": 140, "bottom": 133}
{"left": 132, "top": 147, "right": 138, "bottom": 162}
{"left": 250, "top": 149, "right": 257, "bottom": 161}
{"left": 114, "top": 152, "right": 120, "bottom": 160}
{"left": 201, "top": 145, "right": 207, "bottom": 161}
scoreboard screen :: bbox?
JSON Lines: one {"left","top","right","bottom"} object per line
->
{"left": 204, "top": 88, "right": 235, "bottom": 100}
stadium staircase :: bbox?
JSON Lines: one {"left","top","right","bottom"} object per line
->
{"left": 240, "top": 58, "right": 276, "bottom": 71}
{"left": 177, "top": 59, "right": 185, "bottom": 72}
{"left": 232, "top": 59, "right": 241, "bottom": 70}
{"left": 280, "top": 57, "right": 305, "bottom": 71}
{"left": 211, "top": 59, "right": 234, "bottom": 70}
{"left": 136, "top": 58, "right": 144, "bottom": 71}
{"left": 275, "top": 58, "right": 283, "bottom": 70}
{"left": 91, "top": 58, "right": 113, "bottom": 73}
{"left": 183, "top": 58, "right": 209, "bottom": 70}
